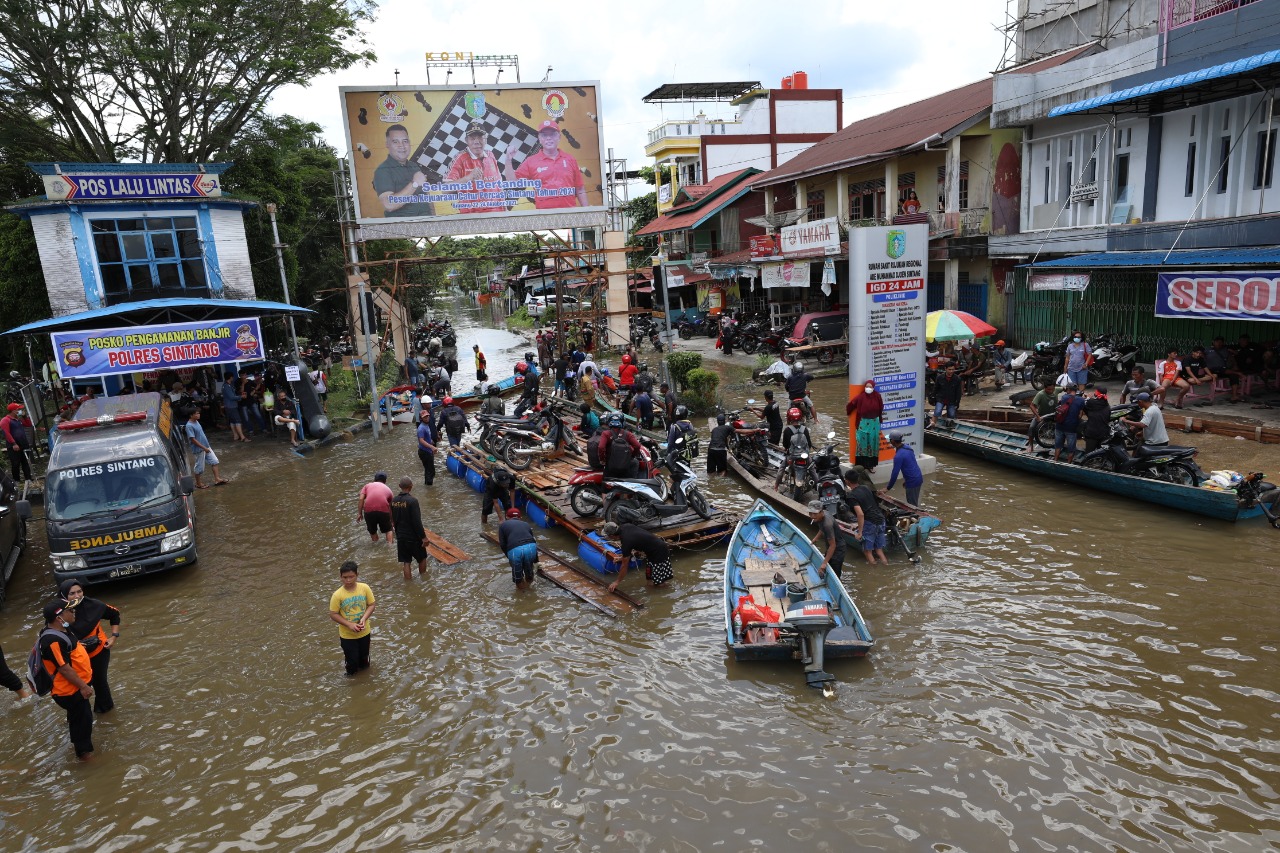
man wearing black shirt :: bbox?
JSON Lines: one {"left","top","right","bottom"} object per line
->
{"left": 390, "top": 477, "right": 428, "bottom": 579}
{"left": 1180, "top": 346, "right": 1215, "bottom": 404}
{"left": 1081, "top": 385, "right": 1112, "bottom": 452}
{"left": 758, "top": 389, "right": 783, "bottom": 445}
{"left": 706, "top": 413, "right": 734, "bottom": 476}
{"left": 601, "top": 522, "right": 673, "bottom": 590}
{"left": 930, "top": 364, "right": 964, "bottom": 426}
{"left": 785, "top": 363, "right": 816, "bottom": 419}
{"left": 842, "top": 468, "right": 889, "bottom": 565}
{"left": 553, "top": 354, "right": 569, "bottom": 397}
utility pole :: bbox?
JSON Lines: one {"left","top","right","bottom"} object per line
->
{"left": 265, "top": 203, "right": 301, "bottom": 361}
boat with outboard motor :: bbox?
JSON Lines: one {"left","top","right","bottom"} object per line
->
{"left": 724, "top": 499, "right": 875, "bottom": 690}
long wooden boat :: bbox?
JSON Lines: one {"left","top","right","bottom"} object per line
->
{"left": 452, "top": 373, "right": 524, "bottom": 410}
{"left": 724, "top": 499, "right": 874, "bottom": 686}
{"left": 380, "top": 375, "right": 525, "bottom": 422}
{"left": 719, "top": 425, "right": 940, "bottom": 559}
{"left": 925, "top": 419, "right": 1270, "bottom": 523}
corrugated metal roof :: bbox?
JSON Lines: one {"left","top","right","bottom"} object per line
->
{"left": 1048, "top": 49, "right": 1280, "bottom": 117}
{"left": 635, "top": 169, "right": 759, "bottom": 236}
{"left": 3, "top": 298, "right": 314, "bottom": 336}
{"left": 1022, "top": 247, "right": 1280, "bottom": 268}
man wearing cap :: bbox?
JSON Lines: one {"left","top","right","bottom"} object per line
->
{"left": 991, "top": 340, "right": 1013, "bottom": 389}
{"left": 503, "top": 120, "right": 588, "bottom": 209}
{"left": 1121, "top": 392, "right": 1169, "bottom": 447}
{"left": 884, "top": 432, "right": 924, "bottom": 506}
{"left": 417, "top": 410, "right": 439, "bottom": 486}
{"left": 39, "top": 599, "right": 95, "bottom": 760}
{"left": 807, "top": 500, "right": 846, "bottom": 579}
{"left": 497, "top": 507, "right": 539, "bottom": 590}
{"left": 357, "top": 472, "right": 395, "bottom": 543}
{"left": 373, "top": 124, "right": 434, "bottom": 218}
{"left": 446, "top": 123, "right": 507, "bottom": 213}
{"left": 1, "top": 402, "right": 33, "bottom": 482}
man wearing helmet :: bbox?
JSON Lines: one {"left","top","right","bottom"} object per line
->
{"left": 438, "top": 396, "right": 470, "bottom": 447}
{"left": 481, "top": 384, "right": 506, "bottom": 416}
{"left": 666, "top": 405, "right": 697, "bottom": 463}
{"left": 497, "top": 507, "right": 539, "bottom": 590}
{"left": 635, "top": 363, "right": 655, "bottom": 396}
{"left": 784, "top": 362, "right": 816, "bottom": 420}
{"left": 598, "top": 413, "right": 642, "bottom": 478}
{"left": 774, "top": 407, "right": 813, "bottom": 495}
{"left": 706, "top": 412, "right": 734, "bottom": 477}
{"left": 618, "top": 354, "right": 638, "bottom": 390}
{"left": 513, "top": 361, "right": 541, "bottom": 418}
{"left": 991, "top": 340, "right": 1012, "bottom": 390}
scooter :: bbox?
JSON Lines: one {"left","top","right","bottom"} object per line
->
{"left": 1078, "top": 424, "right": 1200, "bottom": 484}
{"left": 498, "top": 410, "right": 580, "bottom": 471}
{"left": 567, "top": 440, "right": 658, "bottom": 518}
{"left": 807, "top": 432, "right": 842, "bottom": 503}
{"left": 601, "top": 434, "right": 712, "bottom": 523}
{"left": 1088, "top": 333, "right": 1139, "bottom": 379}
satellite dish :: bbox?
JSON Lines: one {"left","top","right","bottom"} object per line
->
{"left": 744, "top": 210, "right": 808, "bottom": 231}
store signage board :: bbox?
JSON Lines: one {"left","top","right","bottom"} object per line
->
{"left": 781, "top": 216, "right": 840, "bottom": 258}
{"left": 849, "top": 224, "right": 927, "bottom": 455}
{"left": 1156, "top": 271, "right": 1280, "bottom": 322}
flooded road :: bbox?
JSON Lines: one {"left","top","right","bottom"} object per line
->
{"left": 1, "top": 309, "right": 1276, "bottom": 852}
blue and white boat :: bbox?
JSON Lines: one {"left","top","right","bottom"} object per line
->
{"left": 724, "top": 499, "right": 874, "bottom": 688}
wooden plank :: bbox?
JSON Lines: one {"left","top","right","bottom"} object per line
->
{"left": 424, "top": 528, "right": 469, "bottom": 564}
{"left": 479, "top": 531, "right": 643, "bottom": 615}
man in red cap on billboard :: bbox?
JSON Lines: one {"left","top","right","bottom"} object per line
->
{"left": 502, "top": 120, "right": 588, "bottom": 209}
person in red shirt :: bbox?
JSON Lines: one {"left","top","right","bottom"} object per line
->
{"left": 445, "top": 122, "right": 507, "bottom": 214}
{"left": 618, "top": 354, "right": 639, "bottom": 390}
{"left": 503, "top": 120, "right": 588, "bottom": 209}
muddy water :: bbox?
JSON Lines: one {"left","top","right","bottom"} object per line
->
{"left": 0, "top": 311, "right": 1276, "bottom": 852}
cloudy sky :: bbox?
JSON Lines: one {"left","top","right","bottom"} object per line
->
{"left": 277, "top": 0, "right": 1011, "bottom": 169}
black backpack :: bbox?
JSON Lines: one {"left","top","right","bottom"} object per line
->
{"left": 443, "top": 406, "right": 467, "bottom": 434}
{"left": 26, "top": 628, "right": 72, "bottom": 697}
{"left": 586, "top": 430, "right": 603, "bottom": 469}
{"left": 604, "top": 430, "right": 633, "bottom": 476}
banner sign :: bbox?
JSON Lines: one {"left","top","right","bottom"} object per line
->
{"left": 1156, "top": 271, "right": 1280, "bottom": 322}
{"left": 781, "top": 216, "right": 840, "bottom": 258}
{"left": 340, "top": 82, "right": 605, "bottom": 234}
{"left": 52, "top": 318, "right": 264, "bottom": 379}
{"left": 42, "top": 173, "right": 221, "bottom": 202}
{"left": 1029, "top": 272, "right": 1090, "bottom": 291}
{"left": 749, "top": 234, "right": 777, "bottom": 260}
{"left": 762, "top": 261, "right": 811, "bottom": 289}
{"left": 849, "top": 224, "right": 928, "bottom": 455}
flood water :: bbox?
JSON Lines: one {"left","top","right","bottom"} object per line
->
{"left": 1, "top": 309, "right": 1277, "bottom": 852}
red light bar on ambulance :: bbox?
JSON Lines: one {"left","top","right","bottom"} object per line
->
{"left": 58, "top": 411, "right": 148, "bottom": 431}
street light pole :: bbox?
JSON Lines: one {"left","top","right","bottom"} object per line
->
{"left": 265, "top": 203, "right": 301, "bottom": 362}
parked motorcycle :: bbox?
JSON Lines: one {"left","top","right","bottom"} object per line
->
{"left": 808, "top": 432, "right": 842, "bottom": 503}
{"left": 725, "top": 403, "right": 771, "bottom": 474}
{"left": 567, "top": 440, "right": 658, "bottom": 518}
{"left": 500, "top": 410, "right": 580, "bottom": 471}
{"left": 601, "top": 434, "right": 711, "bottom": 523}
{"left": 1078, "top": 424, "right": 1200, "bottom": 485}
{"left": 1087, "top": 332, "right": 1139, "bottom": 380}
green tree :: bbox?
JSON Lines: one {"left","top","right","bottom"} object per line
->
{"left": 0, "top": 0, "right": 375, "bottom": 162}
{"left": 623, "top": 192, "right": 658, "bottom": 269}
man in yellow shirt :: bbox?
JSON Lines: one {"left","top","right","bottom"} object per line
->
{"left": 328, "top": 562, "right": 376, "bottom": 677}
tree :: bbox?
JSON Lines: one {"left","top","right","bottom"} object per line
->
{"left": 623, "top": 192, "right": 658, "bottom": 268}
{"left": 0, "top": 0, "right": 376, "bottom": 163}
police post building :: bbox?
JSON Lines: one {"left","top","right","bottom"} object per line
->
{"left": 4, "top": 162, "right": 310, "bottom": 397}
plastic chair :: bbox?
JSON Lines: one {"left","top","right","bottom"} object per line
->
{"left": 1183, "top": 379, "right": 1220, "bottom": 406}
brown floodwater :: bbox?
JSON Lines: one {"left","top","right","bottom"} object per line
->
{"left": 0, "top": 310, "right": 1276, "bottom": 852}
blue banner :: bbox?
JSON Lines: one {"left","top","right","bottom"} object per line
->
{"left": 1156, "top": 272, "right": 1280, "bottom": 321}
{"left": 52, "top": 318, "right": 264, "bottom": 378}
{"left": 42, "top": 172, "right": 222, "bottom": 201}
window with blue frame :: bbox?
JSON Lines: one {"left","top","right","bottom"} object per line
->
{"left": 91, "top": 216, "right": 210, "bottom": 304}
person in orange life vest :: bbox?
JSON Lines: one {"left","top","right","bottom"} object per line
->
{"left": 502, "top": 120, "right": 588, "bottom": 209}
{"left": 39, "top": 598, "right": 95, "bottom": 760}
{"left": 446, "top": 122, "right": 507, "bottom": 213}
{"left": 1155, "top": 348, "right": 1191, "bottom": 409}
{"left": 59, "top": 579, "right": 121, "bottom": 714}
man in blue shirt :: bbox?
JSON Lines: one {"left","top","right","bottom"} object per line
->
{"left": 884, "top": 431, "right": 924, "bottom": 506}
{"left": 416, "top": 410, "right": 438, "bottom": 485}
{"left": 220, "top": 372, "right": 248, "bottom": 443}
{"left": 1052, "top": 384, "right": 1087, "bottom": 464}
{"left": 184, "top": 409, "right": 227, "bottom": 488}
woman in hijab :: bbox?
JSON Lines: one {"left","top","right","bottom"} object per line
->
{"left": 59, "top": 579, "right": 121, "bottom": 713}
{"left": 846, "top": 378, "right": 885, "bottom": 470}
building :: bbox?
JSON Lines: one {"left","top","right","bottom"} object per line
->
{"left": 643, "top": 76, "right": 842, "bottom": 213}
{"left": 990, "top": 0, "right": 1280, "bottom": 355}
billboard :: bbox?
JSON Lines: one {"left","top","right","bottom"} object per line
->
{"left": 340, "top": 82, "right": 607, "bottom": 238}
{"left": 52, "top": 318, "right": 264, "bottom": 379}
{"left": 1156, "top": 271, "right": 1280, "bottom": 322}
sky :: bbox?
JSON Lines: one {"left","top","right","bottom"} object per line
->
{"left": 275, "top": 0, "right": 1012, "bottom": 176}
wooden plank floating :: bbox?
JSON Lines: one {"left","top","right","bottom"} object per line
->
{"left": 424, "top": 528, "right": 470, "bottom": 564}
{"left": 479, "top": 530, "right": 644, "bottom": 616}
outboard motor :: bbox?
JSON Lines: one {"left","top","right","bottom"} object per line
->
{"left": 783, "top": 599, "right": 836, "bottom": 689}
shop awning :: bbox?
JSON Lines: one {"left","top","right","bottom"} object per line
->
{"left": 3, "top": 297, "right": 314, "bottom": 336}
{"left": 1048, "top": 49, "right": 1280, "bottom": 117}
{"left": 1022, "top": 246, "right": 1280, "bottom": 268}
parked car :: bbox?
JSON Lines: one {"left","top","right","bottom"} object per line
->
{"left": 0, "top": 469, "right": 32, "bottom": 609}
{"left": 525, "top": 295, "right": 581, "bottom": 317}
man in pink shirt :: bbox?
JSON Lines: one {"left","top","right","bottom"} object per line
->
{"left": 503, "top": 120, "right": 588, "bottom": 209}
{"left": 445, "top": 122, "right": 507, "bottom": 214}
{"left": 356, "top": 472, "right": 395, "bottom": 543}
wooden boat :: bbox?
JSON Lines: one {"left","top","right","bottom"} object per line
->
{"left": 925, "top": 418, "right": 1272, "bottom": 523}
{"left": 724, "top": 499, "right": 874, "bottom": 687}
{"left": 720, "top": 426, "right": 940, "bottom": 559}
{"left": 452, "top": 373, "right": 524, "bottom": 410}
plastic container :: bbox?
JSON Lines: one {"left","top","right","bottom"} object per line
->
{"left": 786, "top": 582, "right": 808, "bottom": 605}
{"left": 781, "top": 74, "right": 793, "bottom": 90}
{"left": 792, "top": 70, "right": 808, "bottom": 90}
{"left": 771, "top": 582, "right": 789, "bottom": 601}
{"left": 446, "top": 454, "right": 463, "bottom": 477}
{"left": 578, "top": 532, "right": 637, "bottom": 575}
{"left": 465, "top": 468, "right": 485, "bottom": 492}
{"left": 526, "top": 502, "right": 557, "bottom": 529}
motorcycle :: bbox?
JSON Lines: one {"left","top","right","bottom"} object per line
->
{"left": 809, "top": 432, "right": 843, "bottom": 504}
{"left": 476, "top": 409, "right": 545, "bottom": 456}
{"left": 567, "top": 439, "right": 658, "bottom": 518}
{"left": 1088, "top": 333, "right": 1139, "bottom": 380}
{"left": 1078, "top": 424, "right": 1200, "bottom": 485}
{"left": 1032, "top": 402, "right": 1139, "bottom": 450}
{"left": 725, "top": 403, "right": 771, "bottom": 475}
{"left": 1237, "top": 472, "right": 1280, "bottom": 529}
{"left": 776, "top": 446, "right": 812, "bottom": 502}
{"left": 601, "top": 434, "right": 711, "bottom": 523}
{"left": 1028, "top": 336, "right": 1069, "bottom": 390}
{"left": 499, "top": 410, "right": 580, "bottom": 471}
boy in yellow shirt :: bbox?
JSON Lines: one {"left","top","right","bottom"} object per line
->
{"left": 328, "top": 561, "right": 375, "bottom": 677}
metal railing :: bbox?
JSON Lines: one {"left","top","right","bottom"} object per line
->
{"left": 1161, "top": 0, "right": 1258, "bottom": 31}
{"left": 926, "top": 208, "right": 991, "bottom": 238}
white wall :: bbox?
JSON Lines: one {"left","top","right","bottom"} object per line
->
{"left": 736, "top": 99, "right": 771, "bottom": 134}
{"left": 209, "top": 207, "right": 257, "bottom": 301}
{"left": 31, "top": 212, "right": 91, "bottom": 316}
{"left": 706, "top": 143, "right": 772, "bottom": 179}
{"left": 775, "top": 100, "right": 837, "bottom": 134}
{"left": 1024, "top": 115, "right": 1146, "bottom": 229}
{"left": 775, "top": 143, "right": 814, "bottom": 166}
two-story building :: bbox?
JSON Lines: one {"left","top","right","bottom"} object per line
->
{"left": 990, "top": 0, "right": 1280, "bottom": 355}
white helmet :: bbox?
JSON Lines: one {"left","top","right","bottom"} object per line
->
{"left": 793, "top": 361, "right": 804, "bottom": 371}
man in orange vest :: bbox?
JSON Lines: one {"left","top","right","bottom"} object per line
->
{"left": 39, "top": 599, "right": 95, "bottom": 760}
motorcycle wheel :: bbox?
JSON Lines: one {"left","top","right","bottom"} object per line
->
{"left": 688, "top": 487, "right": 711, "bottom": 520}
{"left": 1081, "top": 454, "right": 1116, "bottom": 472}
{"left": 1087, "top": 365, "right": 1107, "bottom": 383}
{"left": 1148, "top": 461, "right": 1198, "bottom": 486}
{"left": 679, "top": 326, "right": 693, "bottom": 340}
{"left": 740, "top": 336, "right": 759, "bottom": 355}
{"left": 782, "top": 351, "right": 797, "bottom": 364}
{"left": 1033, "top": 419, "right": 1057, "bottom": 449}
{"left": 817, "top": 347, "right": 836, "bottom": 365}
{"left": 605, "top": 497, "right": 647, "bottom": 525}
{"left": 1030, "top": 371, "right": 1047, "bottom": 390}
{"left": 569, "top": 484, "right": 603, "bottom": 517}
{"left": 502, "top": 438, "right": 535, "bottom": 471}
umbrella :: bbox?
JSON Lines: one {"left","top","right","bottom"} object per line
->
{"left": 925, "top": 309, "right": 997, "bottom": 343}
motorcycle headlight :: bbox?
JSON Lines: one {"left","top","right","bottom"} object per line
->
{"left": 160, "top": 527, "right": 194, "bottom": 553}
{"left": 53, "top": 553, "right": 87, "bottom": 571}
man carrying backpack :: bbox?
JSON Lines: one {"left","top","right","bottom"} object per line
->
{"left": 598, "top": 414, "right": 642, "bottom": 478}
{"left": 666, "top": 405, "right": 697, "bottom": 461}
{"left": 774, "top": 407, "right": 813, "bottom": 495}
{"left": 481, "top": 385, "right": 505, "bottom": 416}
{"left": 439, "top": 396, "right": 469, "bottom": 447}
{"left": 36, "top": 599, "right": 95, "bottom": 760}
{"left": 1052, "top": 383, "right": 1086, "bottom": 463}
{"left": 513, "top": 362, "right": 540, "bottom": 418}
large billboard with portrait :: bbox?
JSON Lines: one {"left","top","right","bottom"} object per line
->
{"left": 340, "top": 82, "right": 607, "bottom": 238}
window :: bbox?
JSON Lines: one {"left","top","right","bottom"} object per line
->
{"left": 92, "top": 216, "right": 208, "bottom": 305}
{"left": 1217, "top": 136, "right": 1231, "bottom": 193}
{"left": 1185, "top": 141, "right": 1197, "bottom": 196}
{"left": 1113, "top": 153, "right": 1130, "bottom": 204}
{"left": 1085, "top": 135, "right": 1098, "bottom": 183}
{"left": 808, "top": 189, "right": 826, "bottom": 220}
{"left": 1254, "top": 129, "right": 1276, "bottom": 189}
{"left": 958, "top": 161, "right": 969, "bottom": 209}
